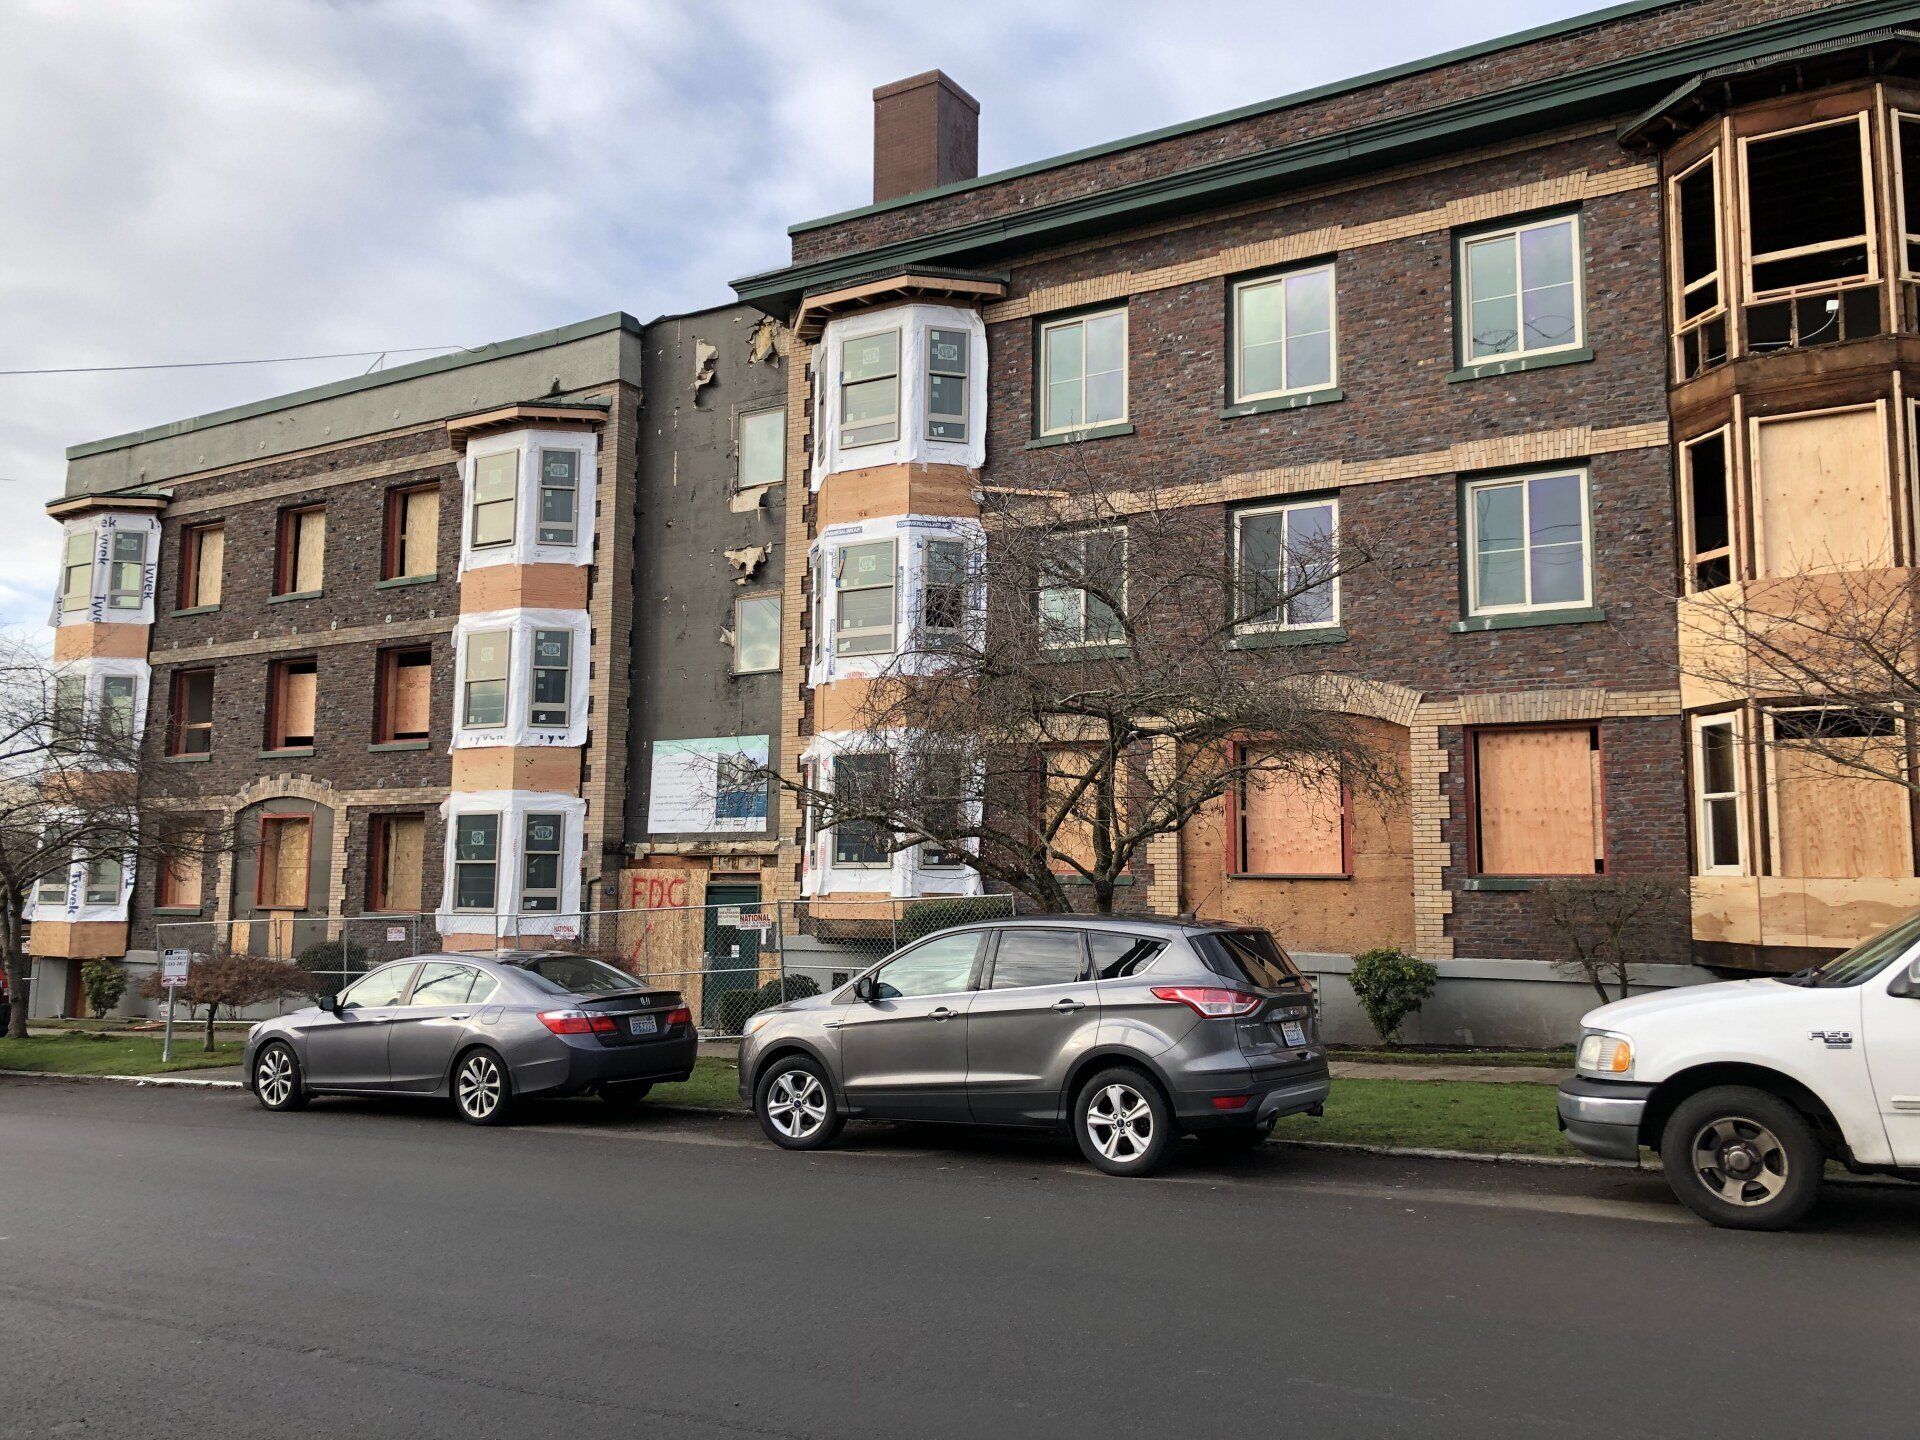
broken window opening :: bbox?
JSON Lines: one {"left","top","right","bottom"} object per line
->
{"left": 1682, "top": 429, "right": 1733, "bottom": 591}
{"left": 1742, "top": 116, "right": 1875, "bottom": 299}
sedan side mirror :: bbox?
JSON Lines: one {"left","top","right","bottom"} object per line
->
{"left": 1892, "top": 960, "right": 1920, "bottom": 999}
{"left": 319, "top": 992, "right": 341, "bottom": 1014}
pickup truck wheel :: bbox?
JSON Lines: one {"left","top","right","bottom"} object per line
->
{"left": 1660, "top": 1086, "right": 1823, "bottom": 1231}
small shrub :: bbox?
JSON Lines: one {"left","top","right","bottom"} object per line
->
{"left": 710, "top": 973, "right": 823, "bottom": 1036}
{"left": 1347, "top": 947, "right": 1439, "bottom": 1045}
{"left": 296, "top": 939, "right": 370, "bottom": 998}
{"left": 897, "top": 896, "right": 1007, "bottom": 945}
{"left": 81, "top": 959, "right": 129, "bottom": 1019}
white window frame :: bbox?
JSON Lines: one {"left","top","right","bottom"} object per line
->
{"left": 1737, "top": 112, "right": 1879, "bottom": 302}
{"left": 469, "top": 449, "right": 520, "bottom": 550}
{"left": 732, "top": 593, "right": 780, "bottom": 675}
{"left": 1692, "top": 711, "right": 1747, "bottom": 876}
{"left": 838, "top": 327, "right": 901, "bottom": 449}
{"left": 1457, "top": 213, "right": 1586, "bottom": 364}
{"left": 1231, "top": 263, "right": 1338, "bottom": 404}
{"left": 462, "top": 630, "right": 511, "bottom": 730}
{"left": 925, "top": 327, "right": 969, "bottom": 442}
{"left": 1038, "top": 308, "right": 1129, "bottom": 436}
{"left": 1462, "top": 468, "right": 1594, "bottom": 618}
{"left": 1038, "top": 527, "right": 1127, "bottom": 650}
{"left": 834, "top": 538, "right": 898, "bottom": 658}
{"left": 1232, "top": 498, "right": 1341, "bottom": 634}
{"left": 535, "top": 448, "right": 580, "bottom": 547}
{"left": 106, "top": 530, "right": 147, "bottom": 611}
{"left": 830, "top": 751, "right": 895, "bottom": 871}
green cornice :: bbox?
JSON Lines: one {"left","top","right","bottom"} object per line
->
{"left": 733, "top": 1, "right": 1918, "bottom": 314}
{"left": 66, "top": 312, "right": 645, "bottom": 462}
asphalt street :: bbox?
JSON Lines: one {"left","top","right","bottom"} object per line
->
{"left": 2, "top": 1077, "right": 1915, "bottom": 1439}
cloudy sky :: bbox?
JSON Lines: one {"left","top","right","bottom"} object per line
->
{"left": 1, "top": 0, "right": 1606, "bottom": 633}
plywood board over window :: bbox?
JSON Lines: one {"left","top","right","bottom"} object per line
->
{"left": 1752, "top": 404, "right": 1892, "bottom": 575}
{"left": 369, "top": 813, "right": 425, "bottom": 912}
{"left": 1235, "top": 751, "right": 1347, "bottom": 877}
{"left": 256, "top": 815, "right": 311, "bottom": 910}
{"left": 1473, "top": 726, "right": 1604, "bottom": 877}
{"left": 1767, "top": 710, "right": 1916, "bottom": 879}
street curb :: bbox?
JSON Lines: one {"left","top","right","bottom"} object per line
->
{"left": 0, "top": 1069, "right": 243, "bottom": 1089}
{"left": 1269, "top": 1137, "right": 1630, "bottom": 1169}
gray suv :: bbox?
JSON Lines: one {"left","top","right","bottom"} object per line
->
{"left": 737, "top": 916, "right": 1328, "bottom": 1175}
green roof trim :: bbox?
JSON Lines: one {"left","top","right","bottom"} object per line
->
{"left": 736, "top": 1, "right": 1915, "bottom": 312}
{"left": 787, "top": 0, "right": 1686, "bottom": 237}
{"left": 66, "top": 311, "right": 645, "bottom": 462}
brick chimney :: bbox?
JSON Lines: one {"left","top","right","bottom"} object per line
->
{"left": 872, "top": 71, "right": 979, "bottom": 204}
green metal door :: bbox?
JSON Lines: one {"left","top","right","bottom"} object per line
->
{"left": 701, "top": 882, "right": 763, "bottom": 1031}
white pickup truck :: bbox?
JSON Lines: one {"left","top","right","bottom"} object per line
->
{"left": 1557, "top": 913, "right": 1920, "bottom": 1229}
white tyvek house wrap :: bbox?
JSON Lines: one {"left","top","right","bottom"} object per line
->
{"left": 436, "top": 790, "right": 587, "bottom": 940}
{"left": 807, "top": 514, "right": 986, "bottom": 686}
{"left": 448, "top": 608, "right": 592, "bottom": 750}
{"left": 53, "top": 657, "right": 152, "bottom": 755}
{"left": 810, "top": 304, "right": 988, "bottom": 487}
{"left": 797, "top": 729, "right": 984, "bottom": 899}
{"left": 51, "top": 513, "right": 161, "bottom": 628}
{"left": 456, "top": 427, "right": 600, "bottom": 574}
{"left": 28, "top": 809, "right": 136, "bottom": 925}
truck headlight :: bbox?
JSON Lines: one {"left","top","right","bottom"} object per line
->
{"left": 1576, "top": 1031, "right": 1634, "bottom": 1078}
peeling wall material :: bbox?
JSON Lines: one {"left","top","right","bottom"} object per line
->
{"left": 722, "top": 544, "right": 771, "bottom": 583}
{"left": 691, "top": 338, "right": 718, "bottom": 396}
{"left": 746, "top": 316, "right": 790, "bottom": 366}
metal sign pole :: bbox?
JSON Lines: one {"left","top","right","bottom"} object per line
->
{"left": 163, "top": 987, "right": 175, "bottom": 1064}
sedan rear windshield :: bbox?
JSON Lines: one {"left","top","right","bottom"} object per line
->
{"left": 512, "top": 956, "right": 645, "bottom": 996}
{"left": 1195, "top": 930, "right": 1305, "bottom": 990}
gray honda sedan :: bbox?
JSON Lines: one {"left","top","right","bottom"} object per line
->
{"left": 244, "top": 952, "right": 695, "bottom": 1125}
{"left": 738, "top": 916, "right": 1328, "bottom": 1175}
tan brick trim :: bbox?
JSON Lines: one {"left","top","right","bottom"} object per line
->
{"left": 1416, "top": 687, "right": 1681, "bottom": 726}
{"left": 773, "top": 344, "right": 816, "bottom": 904}
{"left": 148, "top": 616, "right": 454, "bottom": 665}
{"left": 985, "top": 164, "right": 1656, "bottom": 324}
{"left": 1103, "top": 420, "right": 1669, "bottom": 515}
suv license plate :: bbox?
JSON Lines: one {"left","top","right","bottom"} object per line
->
{"left": 630, "top": 1014, "right": 658, "bottom": 1036}
{"left": 1280, "top": 1021, "right": 1307, "bottom": 1047}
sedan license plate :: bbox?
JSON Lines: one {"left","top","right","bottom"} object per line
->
{"left": 630, "top": 1014, "right": 658, "bottom": 1037}
{"left": 1280, "top": 1021, "right": 1308, "bottom": 1047}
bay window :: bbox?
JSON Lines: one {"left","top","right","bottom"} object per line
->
{"left": 1693, "top": 714, "right": 1745, "bottom": 875}
{"left": 926, "top": 329, "right": 969, "bottom": 441}
{"left": 106, "top": 530, "right": 147, "bottom": 610}
{"left": 832, "top": 753, "right": 894, "bottom": 868}
{"left": 462, "top": 631, "right": 510, "bottom": 728}
{"left": 60, "top": 532, "right": 92, "bottom": 613}
{"left": 453, "top": 813, "right": 500, "bottom": 911}
{"left": 840, "top": 329, "right": 900, "bottom": 448}
{"left": 536, "top": 449, "right": 579, "bottom": 546}
{"left": 520, "top": 812, "right": 563, "bottom": 912}
{"left": 470, "top": 451, "right": 518, "bottom": 549}
{"left": 834, "top": 539, "right": 897, "bottom": 657}
{"left": 530, "top": 629, "right": 571, "bottom": 728}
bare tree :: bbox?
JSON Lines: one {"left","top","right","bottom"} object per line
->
{"left": 769, "top": 454, "right": 1392, "bottom": 914}
{"left": 1675, "top": 566, "right": 1920, "bottom": 793}
{"left": 1528, "top": 877, "right": 1687, "bottom": 1003}
{"left": 0, "top": 636, "right": 230, "bottom": 1039}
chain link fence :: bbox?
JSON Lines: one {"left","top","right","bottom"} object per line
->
{"left": 154, "top": 893, "right": 1017, "bottom": 1035}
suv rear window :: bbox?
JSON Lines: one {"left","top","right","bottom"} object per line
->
{"left": 1195, "top": 930, "right": 1304, "bottom": 990}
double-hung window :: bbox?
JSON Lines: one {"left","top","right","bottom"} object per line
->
{"left": 470, "top": 451, "right": 517, "bottom": 549}
{"left": 1038, "top": 528, "right": 1126, "bottom": 649}
{"left": 921, "top": 538, "right": 967, "bottom": 641}
{"left": 453, "top": 813, "right": 500, "bottom": 911}
{"left": 1693, "top": 713, "right": 1745, "bottom": 875}
{"left": 106, "top": 531, "right": 146, "bottom": 610}
{"left": 1234, "top": 499, "right": 1338, "bottom": 633}
{"left": 1038, "top": 309, "right": 1126, "bottom": 434}
{"left": 1462, "top": 469, "right": 1591, "bottom": 617}
{"left": 520, "top": 813, "right": 563, "bottom": 912}
{"left": 926, "top": 329, "right": 969, "bottom": 441}
{"left": 832, "top": 753, "right": 894, "bottom": 868}
{"left": 462, "top": 631, "right": 510, "bottom": 728}
{"left": 1458, "top": 214, "right": 1583, "bottom": 363}
{"left": 85, "top": 854, "right": 123, "bottom": 907}
{"left": 52, "top": 673, "right": 84, "bottom": 748}
{"left": 1233, "top": 264, "right": 1336, "bottom": 402}
{"left": 61, "top": 532, "right": 93, "bottom": 613}
{"left": 536, "top": 449, "right": 579, "bottom": 546}
{"left": 840, "top": 330, "right": 900, "bottom": 448}
{"left": 529, "top": 629, "right": 571, "bottom": 728}
{"left": 834, "top": 539, "right": 896, "bottom": 657}
{"left": 100, "top": 675, "right": 138, "bottom": 745}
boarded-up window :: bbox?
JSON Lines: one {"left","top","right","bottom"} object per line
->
{"left": 256, "top": 815, "right": 311, "bottom": 910}
{"left": 267, "top": 659, "right": 318, "bottom": 750}
{"left": 376, "top": 647, "right": 432, "bottom": 743}
{"left": 275, "top": 506, "right": 326, "bottom": 595}
{"left": 1753, "top": 406, "right": 1890, "bottom": 575}
{"left": 158, "top": 828, "right": 204, "bottom": 909}
{"left": 180, "top": 523, "right": 224, "bottom": 608}
{"left": 1237, "top": 752, "right": 1346, "bottom": 876}
{"left": 369, "top": 813, "right": 425, "bottom": 912}
{"left": 1473, "top": 727, "right": 1604, "bottom": 877}
{"left": 384, "top": 485, "right": 439, "bottom": 580}
{"left": 1044, "top": 748, "right": 1104, "bottom": 875}
{"left": 1770, "top": 710, "right": 1914, "bottom": 879}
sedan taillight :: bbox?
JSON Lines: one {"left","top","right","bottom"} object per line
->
{"left": 1150, "top": 985, "right": 1263, "bottom": 1018}
{"left": 538, "top": 1008, "right": 617, "bottom": 1036}
{"left": 665, "top": 1006, "right": 692, "bottom": 1028}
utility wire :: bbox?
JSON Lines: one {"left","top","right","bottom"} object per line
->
{"left": 0, "top": 345, "right": 469, "bottom": 377}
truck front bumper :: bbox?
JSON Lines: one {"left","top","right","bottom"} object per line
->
{"left": 1556, "top": 1075, "right": 1656, "bottom": 1162}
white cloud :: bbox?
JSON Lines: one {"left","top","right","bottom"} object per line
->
{"left": 0, "top": 0, "right": 1600, "bottom": 632}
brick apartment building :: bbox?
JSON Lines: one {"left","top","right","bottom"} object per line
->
{"left": 729, "top": 0, "right": 1920, "bottom": 973}
{"left": 29, "top": 0, "right": 1920, "bottom": 1019}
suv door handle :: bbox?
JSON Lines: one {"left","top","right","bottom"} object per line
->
{"left": 448, "top": 1014, "right": 471, "bottom": 1022}
{"left": 929, "top": 1006, "right": 954, "bottom": 1022}
{"left": 1052, "top": 998, "right": 1085, "bottom": 1013}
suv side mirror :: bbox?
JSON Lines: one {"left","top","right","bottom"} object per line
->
{"left": 853, "top": 974, "right": 878, "bottom": 1003}
{"left": 1891, "top": 959, "right": 1920, "bottom": 999}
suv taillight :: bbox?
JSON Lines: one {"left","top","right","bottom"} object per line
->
{"left": 1150, "top": 985, "right": 1262, "bottom": 1018}
{"left": 538, "top": 1008, "right": 617, "bottom": 1036}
